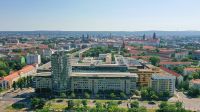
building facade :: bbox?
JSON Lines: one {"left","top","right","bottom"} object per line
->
{"left": 26, "top": 54, "right": 41, "bottom": 65}
{"left": 150, "top": 74, "right": 176, "bottom": 95}
{"left": 51, "top": 52, "right": 71, "bottom": 94}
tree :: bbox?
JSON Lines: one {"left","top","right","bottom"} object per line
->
{"left": 0, "top": 70, "right": 7, "bottom": 77}
{"left": 31, "top": 98, "right": 45, "bottom": 109}
{"left": 149, "top": 56, "right": 160, "bottom": 66}
{"left": 95, "top": 102, "right": 103, "bottom": 109}
{"left": 82, "top": 100, "right": 88, "bottom": 107}
{"left": 69, "top": 92, "right": 76, "bottom": 98}
{"left": 130, "top": 101, "right": 139, "bottom": 108}
{"left": 188, "top": 87, "right": 200, "bottom": 97}
{"left": 120, "top": 92, "right": 127, "bottom": 99}
{"left": 175, "top": 102, "right": 183, "bottom": 109}
{"left": 60, "top": 93, "right": 66, "bottom": 98}
{"left": 68, "top": 100, "right": 75, "bottom": 109}
{"left": 110, "top": 93, "right": 116, "bottom": 99}
{"left": 12, "top": 81, "right": 17, "bottom": 90}
{"left": 84, "top": 92, "right": 90, "bottom": 99}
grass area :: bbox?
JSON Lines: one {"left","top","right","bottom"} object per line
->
{"left": 147, "top": 109, "right": 157, "bottom": 112}
{"left": 44, "top": 103, "right": 67, "bottom": 110}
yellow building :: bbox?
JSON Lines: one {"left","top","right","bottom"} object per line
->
{"left": 129, "top": 65, "right": 160, "bottom": 87}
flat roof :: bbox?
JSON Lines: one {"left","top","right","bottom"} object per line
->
{"left": 71, "top": 72, "right": 138, "bottom": 78}
{"left": 35, "top": 72, "right": 51, "bottom": 77}
{"left": 152, "top": 74, "right": 176, "bottom": 79}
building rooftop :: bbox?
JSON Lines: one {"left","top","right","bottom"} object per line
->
{"left": 190, "top": 79, "right": 200, "bottom": 84}
{"left": 160, "top": 66, "right": 181, "bottom": 77}
{"left": 35, "top": 72, "right": 51, "bottom": 77}
{"left": 71, "top": 72, "right": 138, "bottom": 78}
{"left": 184, "top": 67, "right": 200, "bottom": 71}
{"left": 152, "top": 73, "right": 176, "bottom": 80}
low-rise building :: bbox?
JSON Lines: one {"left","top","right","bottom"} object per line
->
{"left": 174, "top": 52, "right": 188, "bottom": 60}
{"left": 159, "top": 61, "right": 192, "bottom": 68}
{"left": 184, "top": 67, "right": 200, "bottom": 76}
{"left": 0, "top": 65, "right": 36, "bottom": 89}
{"left": 189, "top": 79, "right": 200, "bottom": 90}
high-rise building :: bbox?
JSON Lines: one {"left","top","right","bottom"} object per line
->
{"left": 143, "top": 34, "right": 146, "bottom": 40}
{"left": 26, "top": 54, "right": 41, "bottom": 65}
{"left": 153, "top": 32, "right": 156, "bottom": 39}
{"left": 51, "top": 52, "right": 71, "bottom": 94}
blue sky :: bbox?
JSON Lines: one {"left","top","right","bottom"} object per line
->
{"left": 0, "top": 0, "right": 200, "bottom": 31}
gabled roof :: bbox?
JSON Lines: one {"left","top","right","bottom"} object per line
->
{"left": 160, "top": 66, "right": 181, "bottom": 77}
{"left": 2, "top": 65, "right": 35, "bottom": 82}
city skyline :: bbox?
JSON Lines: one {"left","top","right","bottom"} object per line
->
{"left": 0, "top": 0, "right": 200, "bottom": 31}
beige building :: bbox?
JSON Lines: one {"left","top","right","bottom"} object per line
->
{"left": 129, "top": 65, "right": 160, "bottom": 87}
{"left": 70, "top": 72, "right": 138, "bottom": 94}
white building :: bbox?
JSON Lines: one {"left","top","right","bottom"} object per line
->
{"left": 150, "top": 74, "right": 176, "bottom": 95}
{"left": 26, "top": 54, "right": 41, "bottom": 65}
{"left": 42, "top": 49, "right": 55, "bottom": 57}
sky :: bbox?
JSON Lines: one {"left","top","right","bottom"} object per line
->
{"left": 0, "top": 0, "right": 200, "bottom": 31}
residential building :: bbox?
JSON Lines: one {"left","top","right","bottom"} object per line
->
{"left": 174, "top": 52, "right": 188, "bottom": 60}
{"left": 160, "top": 66, "right": 183, "bottom": 84}
{"left": 26, "top": 54, "right": 41, "bottom": 65}
{"left": 0, "top": 65, "right": 36, "bottom": 89}
{"left": 193, "top": 50, "right": 200, "bottom": 60}
{"left": 184, "top": 67, "right": 200, "bottom": 76}
{"left": 159, "top": 61, "right": 192, "bottom": 68}
{"left": 189, "top": 79, "right": 200, "bottom": 90}
{"left": 150, "top": 74, "right": 176, "bottom": 95}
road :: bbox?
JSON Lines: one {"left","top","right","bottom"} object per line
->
{"left": 175, "top": 92, "right": 200, "bottom": 111}
{"left": 0, "top": 88, "right": 34, "bottom": 112}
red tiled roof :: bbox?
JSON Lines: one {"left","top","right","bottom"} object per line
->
{"left": 184, "top": 67, "right": 200, "bottom": 71}
{"left": 191, "top": 79, "right": 200, "bottom": 84}
{"left": 2, "top": 65, "right": 35, "bottom": 82}
{"left": 19, "top": 65, "right": 35, "bottom": 74}
{"left": 143, "top": 46, "right": 156, "bottom": 50}
{"left": 3, "top": 71, "right": 19, "bottom": 82}
{"left": 160, "top": 66, "right": 181, "bottom": 77}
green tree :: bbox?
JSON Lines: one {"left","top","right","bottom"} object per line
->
{"left": 69, "top": 92, "right": 76, "bottom": 98}
{"left": 60, "top": 93, "right": 66, "bottom": 98}
{"left": 31, "top": 98, "right": 45, "bottom": 109}
{"left": 110, "top": 93, "right": 116, "bottom": 99}
{"left": 95, "top": 102, "right": 103, "bottom": 109}
{"left": 130, "top": 101, "right": 139, "bottom": 108}
{"left": 149, "top": 56, "right": 160, "bottom": 66}
{"left": 84, "top": 92, "right": 90, "bottom": 99}
{"left": 0, "top": 70, "right": 7, "bottom": 77}
{"left": 120, "top": 92, "right": 127, "bottom": 99}
{"left": 82, "top": 100, "right": 88, "bottom": 107}
{"left": 68, "top": 100, "right": 75, "bottom": 109}
{"left": 12, "top": 81, "right": 17, "bottom": 90}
